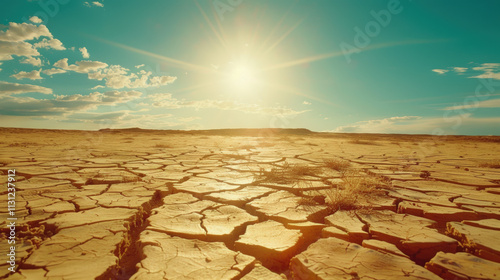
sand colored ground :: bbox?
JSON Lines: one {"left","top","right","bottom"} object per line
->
{"left": 0, "top": 127, "right": 500, "bottom": 279}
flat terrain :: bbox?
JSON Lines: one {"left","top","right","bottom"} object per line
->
{"left": 1, "top": 128, "right": 500, "bottom": 279}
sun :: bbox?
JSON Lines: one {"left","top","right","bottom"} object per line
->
{"left": 226, "top": 62, "right": 258, "bottom": 89}
{"left": 211, "top": 60, "right": 261, "bottom": 95}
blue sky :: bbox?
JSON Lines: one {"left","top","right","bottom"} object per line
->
{"left": 1, "top": 0, "right": 500, "bottom": 135}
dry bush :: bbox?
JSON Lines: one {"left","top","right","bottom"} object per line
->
{"left": 256, "top": 162, "right": 319, "bottom": 184}
{"left": 304, "top": 142, "right": 319, "bottom": 146}
{"left": 153, "top": 143, "right": 172, "bottom": 148}
{"left": 8, "top": 142, "right": 39, "bottom": 147}
{"left": 348, "top": 139, "right": 377, "bottom": 145}
{"left": 478, "top": 160, "right": 500, "bottom": 169}
{"left": 324, "top": 159, "right": 351, "bottom": 172}
{"left": 317, "top": 170, "right": 389, "bottom": 212}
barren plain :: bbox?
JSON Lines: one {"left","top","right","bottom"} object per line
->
{"left": 1, "top": 127, "right": 500, "bottom": 279}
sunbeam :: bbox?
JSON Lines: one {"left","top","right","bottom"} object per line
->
{"left": 264, "top": 39, "right": 447, "bottom": 72}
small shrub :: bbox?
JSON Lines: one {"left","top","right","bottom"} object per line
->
{"left": 320, "top": 170, "right": 389, "bottom": 212}
{"left": 154, "top": 143, "right": 172, "bottom": 148}
{"left": 348, "top": 139, "right": 377, "bottom": 145}
{"left": 420, "top": 170, "right": 431, "bottom": 179}
{"left": 256, "top": 162, "right": 319, "bottom": 184}
{"left": 478, "top": 160, "right": 500, "bottom": 169}
{"left": 324, "top": 159, "right": 351, "bottom": 172}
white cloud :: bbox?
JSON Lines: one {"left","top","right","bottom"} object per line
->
{"left": 88, "top": 65, "right": 177, "bottom": 89}
{"left": 52, "top": 60, "right": 175, "bottom": 89}
{"left": 79, "top": 47, "right": 90, "bottom": 58}
{"left": 149, "top": 76, "right": 177, "bottom": 87}
{"left": 303, "top": 101, "right": 311, "bottom": 105}
{"left": 29, "top": 16, "right": 43, "bottom": 24}
{"left": 100, "top": 90, "right": 142, "bottom": 103}
{"left": 0, "top": 81, "right": 52, "bottom": 95}
{"left": 42, "top": 68, "right": 67, "bottom": 75}
{"left": 11, "top": 69, "right": 43, "bottom": 80}
{"left": 84, "top": 1, "right": 104, "bottom": 7}
{"left": 0, "top": 22, "right": 64, "bottom": 61}
{"left": 334, "top": 115, "right": 500, "bottom": 135}
{"left": 438, "top": 63, "right": 500, "bottom": 80}
{"left": 0, "top": 90, "right": 142, "bottom": 117}
{"left": 0, "top": 62, "right": 2, "bottom": 72}
{"left": 20, "top": 56, "right": 42, "bottom": 66}
{"left": 68, "top": 111, "right": 128, "bottom": 122}
{"left": 148, "top": 93, "right": 308, "bottom": 116}
{"left": 471, "top": 72, "right": 500, "bottom": 80}
{"left": 469, "top": 63, "right": 500, "bottom": 80}
{"left": 91, "top": 85, "right": 105, "bottom": 90}
{"left": 0, "top": 22, "right": 52, "bottom": 42}
{"left": 453, "top": 67, "right": 467, "bottom": 74}
{"left": 472, "top": 63, "right": 500, "bottom": 72}
{"left": 34, "top": 38, "right": 66, "bottom": 50}
{"left": 334, "top": 116, "right": 422, "bottom": 133}
{"left": 443, "top": 98, "right": 500, "bottom": 111}
{"left": 54, "top": 58, "right": 108, "bottom": 73}
{"left": 135, "top": 64, "right": 145, "bottom": 69}
{"left": 0, "top": 41, "right": 40, "bottom": 60}
{"left": 432, "top": 69, "right": 448, "bottom": 75}
{"left": 64, "top": 112, "right": 196, "bottom": 128}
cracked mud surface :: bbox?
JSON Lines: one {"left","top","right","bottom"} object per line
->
{"left": 1, "top": 128, "right": 500, "bottom": 279}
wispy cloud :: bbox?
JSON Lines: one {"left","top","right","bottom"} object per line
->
{"left": 20, "top": 56, "right": 42, "bottom": 67}
{"left": 432, "top": 69, "right": 448, "bottom": 74}
{"left": 0, "top": 90, "right": 142, "bottom": 116}
{"left": 469, "top": 63, "right": 500, "bottom": 80}
{"left": 0, "top": 81, "right": 52, "bottom": 95}
{"left": 453, "top": 67, "right": 467, "bottom": 74}
{"left": 434, "top": 63, "right": 500, "bottom": 80}
{"left": 11, "top": 69, "right": 43, "bottom": 80}
{"left": 334, "top": 114, "right": 500, "bottom": 135}
{"left": 34, "top": 38, "right": 65, "bottom": 50}
{"left": 442, "top": 98, "right": 500, "bottom": 110}
{"left": 53, "top": 58, "right": 108, "bottom": 73}
{"left": 84, "top": 1, "right": 104, "bottom": 8}
{"left": 149, "top": 93, "right": 308, "bottom": 116}
{"left": 334, "top": 116, "right": 422, "bottom": 133}
{"left": 43, "top": 68, "right": 67, "bottom": 75}
{"left": 88, "top": 66, "right": 177, "bottom": 89}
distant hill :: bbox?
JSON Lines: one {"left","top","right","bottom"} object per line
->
{"left": 98, "top": 127, "right": 315, "bottom": 136}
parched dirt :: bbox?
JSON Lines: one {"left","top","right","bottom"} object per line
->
{"left": 1, "top": 128, "right": 500, "bottom": 279}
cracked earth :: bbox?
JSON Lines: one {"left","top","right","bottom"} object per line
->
{"left": 1, "top": 128, "right": 500, "bottom": 279}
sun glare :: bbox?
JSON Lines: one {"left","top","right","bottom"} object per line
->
{"left": 225, "top": 62, "right": 258, "bottom": 89}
